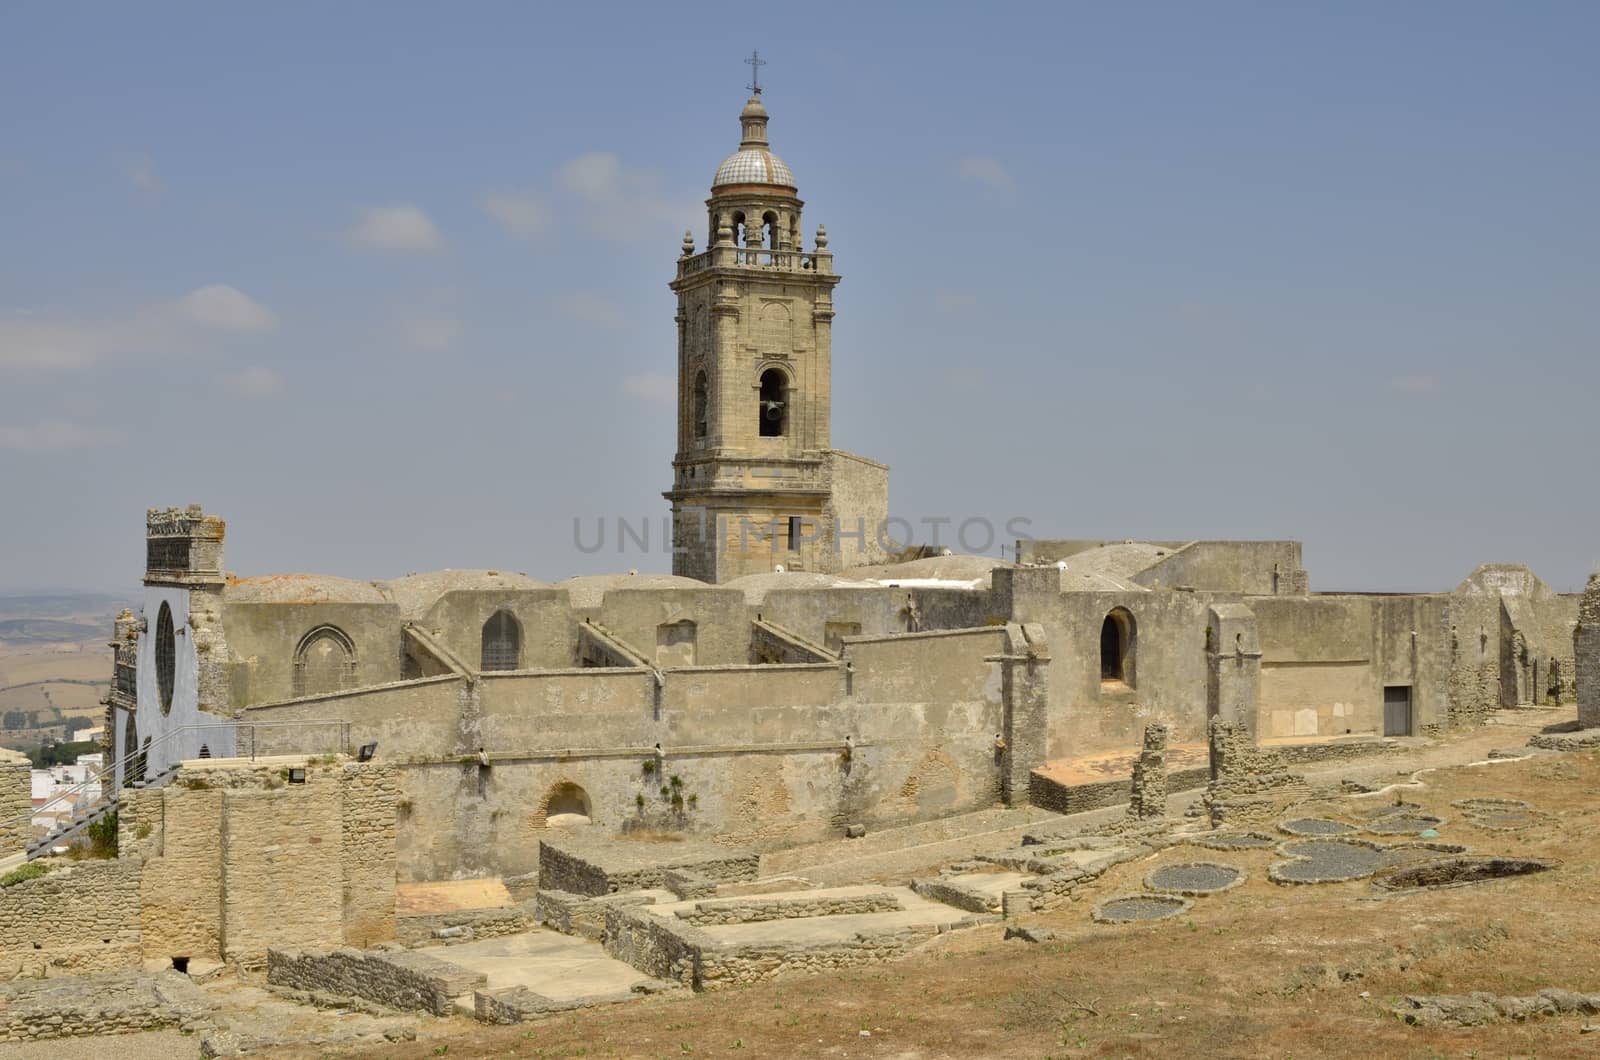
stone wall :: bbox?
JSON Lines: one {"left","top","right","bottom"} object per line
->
{"left": 0, "top": 750, "right": 32, "bottom": 855}
{"left": 267, "top": 946, "right": 484, "bottom": 1015}
{"left": 0, "top": 860, "right": 142, "bottom": 978}
{"left": 538, "top": 838, "right": 759, "bottom": 897}
{"left": 697, "top": 928, "right": 930, "bottom": 990}
{"left": 1578, "top": 574, "right": 1600, "bottom": 729}
{"left": 0, "top": 970, "right": 209, "bottom": 1044}
{"left": 116, "top": 757, "right": 398, "bottom": 969}
{"left": 674, "top": 892, "right": 901, "bottom": 926}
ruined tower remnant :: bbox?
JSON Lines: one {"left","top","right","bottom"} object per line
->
{"left": 1577, "top": 572, "right": 1600, "bottom": 729}
{"left": 665, "top": 80, "right": 888, "bottom": 582}
{"left": 1127, "top": 723, "right": 1169, "bottom": 820}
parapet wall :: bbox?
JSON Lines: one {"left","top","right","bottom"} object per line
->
{"left": 267, "top": 946, "right": 485, "bottom": 1015}
{"left": 0, "top": 753, "right": 31, "bottom": 855}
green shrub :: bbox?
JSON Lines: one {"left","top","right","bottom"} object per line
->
{"left": 86, "top": 811, "right": 118, "bottom": 858}
{"left": 1, "top": 862, "right": 50, "bottom": 887}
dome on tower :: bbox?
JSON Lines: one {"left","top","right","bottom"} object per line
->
{"left": 711, "top": 94, "right": 796, "bottom": 189}
{"left": 713, "top": 149, "right": 795, "bottom": 188}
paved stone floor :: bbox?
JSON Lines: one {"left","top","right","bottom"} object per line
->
{"left": 439, "top": 929, "right": 651, "bottom": 1003}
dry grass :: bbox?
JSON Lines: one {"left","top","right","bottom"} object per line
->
{"left": 281, "top": 748, "right": 1600, "bottom": 1060}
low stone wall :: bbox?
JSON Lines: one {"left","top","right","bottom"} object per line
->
{"left": 0, "top": 970, "right": 210, "bottom": 1043}
{"left": 1028, "top": 765, "right": 1211, "bottom": 815}
{"left": 604, "top": 905, "right": 940, "bottom": 992}
{"left": 538, "top": 839, "right": 760, "bottom": 897}
{"left": 698, "top": 927, "right": 932, "bottom": 990}
{"left": 602, "top": 906, "right": 705, "bottom": 987}
{"left": 1272, "top": 738, "right": 1407, "bottom": 765}
{"left": 537, "top": 889, "right": 656, "bottom": 940}
{"left": 664, "top": 868, "right": 717, "bottom": 900}
{"left": 911, "top": 878, "right": 996, "bottom": 914}
{"left": 0, "top": 859, "right": 143, "bottom": 978}
{"left": 474, "top": 984, "right": 652, "bottom": 1024}
{"left": 395, "top": 903, "right": 538, "bottom": 946}
{"left": 503, "top": 870, "right": 540, "bottom": 903}
{"left": 267, "top": 946, "right": 485, "bottom": 1015}
{"left": 675, "top": 892, "right": 901, "bottom": 926}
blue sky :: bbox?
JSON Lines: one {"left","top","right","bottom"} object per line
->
{"left": 1, "top": 2, "right": 1596, "bottom": 593}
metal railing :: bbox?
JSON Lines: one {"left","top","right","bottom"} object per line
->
{"left": 2, "top": 719, "right": 351, "bottom": 841}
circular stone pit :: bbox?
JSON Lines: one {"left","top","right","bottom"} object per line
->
{"left": 1269, "top": 838, "right": 1385, "bottom": 884}
{"left": 1188, "top": 832, "right": 1277, "bottom": 851}
{"left": 1364, "top": 814, "right": 1444, "bottom": 835}
{"left": 1144, "top": 862, "right": 1246, "bottom": 896}
{"left": 1092, "top": 894, "right": 1193, "bottom": 924}
{"left": 1278, "top": 817, "right": 1358, "bottom": 837}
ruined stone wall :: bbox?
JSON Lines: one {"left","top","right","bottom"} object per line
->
{"left": 0, "top": 861, "right": 142, "bottom": 978}
{"left": 1578, "top": 574, "right": 1600, "bottom": 729}
{"left": 116, "top": 758, "right": 397, "bottom": 968}
{"left": 125, "top": 783, "right": 224, "bottom": 962}
{"left": 266, "top": 947, "right": 484, "bottom": 1015}
{"left": 0, "top": 752, "right": 31, "bottom": 855}
{"left": 674, "top": 892, "right": 901, "bottom": 925}
{"left": 341, "top": 764, "right": 399, "bottom": 947}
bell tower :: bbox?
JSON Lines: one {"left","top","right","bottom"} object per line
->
{"left": 666, "top": 79, "right": 849, "bottom": 583}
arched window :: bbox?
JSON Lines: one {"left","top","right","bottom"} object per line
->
{"left": 1100, "top": 608, "right": 1136, "bottom": 686}
{"left": 481, "top": 609, "right": 521, "bottom": 672}
{"left": 656, "top": 619, "right": 697, "bottom": 666}
{"left": 731, "top": 211, "right": 746, "bottom": 245}
{"left": 155, "top": 601, "right": 176, "bottom": 715}
{"left": 758, "top": 368, "right": 787, "bottom": 437}
{"left": 197, "top": 744, "right": 211, "bottom": 759}
{"left": 693, "top": 370, "right": 708, "bottom": 438}
{"left": 122, "top": 713, "right": 139, "bottom": 786}
{"left": 762, "top": 210, "right": 778, "bottom": 249}
{"left": 293, "top": 625, "right": 357, "bottom": 697}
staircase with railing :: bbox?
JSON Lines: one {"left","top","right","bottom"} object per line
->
{"left": 6, "top": 719, "right": 351, "bottom": 861}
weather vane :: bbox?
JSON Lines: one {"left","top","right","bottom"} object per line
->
{"left": 745, "top": 50, "right": 766, "bottom": 95}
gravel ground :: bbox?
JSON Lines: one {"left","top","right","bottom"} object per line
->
{"left": 1271, "top": 839, "right": 1384, "bottom": 882}
{"left": 0, "top": 1029, "right": 197, "bottom": 1060}
{"left": 1279, "top": 817, "right": 1358, "bottom": 836}
{"left": 1094, "top": 895, "right": 1189, "bottom": 922}
{"left": 1146, "top": 862, "right": 1243, "bottom": 895}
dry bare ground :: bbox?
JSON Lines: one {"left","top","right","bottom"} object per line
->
{"left": 281, "top": 746, "right": 1600, "bottom": 1060}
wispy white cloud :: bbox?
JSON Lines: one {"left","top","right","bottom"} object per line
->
{"left": 480, "top": 189, "right": 549, "bottom": 240}
{"left": 342, "top": 203, "right": 442, "bottom": 252}
{"left": 0, "top": 285, "right": 278, "bottom": 372}
{"left": 554, "top": 292, "right": 627, "bottom": 330}
{"left": 482, "top": 152, "right": 690, "bottom": 245}
{"left": 223, "top": 365, "right": 283, "bottom": 398}
{"left": 621, "top": 374, "right": 675, "bottom": 405}
{"left": 1388, "top": 374, "right": 1439, "bottom": 394}
{"left": 177, "top": 284, "right": 277, "bottom": 332}
{"left": 121, "top": 152, "right": 161, "bottom": 200}
{"left": 0, "top": 420, "right": 123, "bottom": 451}
{"left": 957, "top": 156, "right": 1015, "bottom": 194}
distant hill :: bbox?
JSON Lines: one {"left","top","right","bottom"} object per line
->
{"left": 0, "top": 592, "right": 137, "bottom": 649}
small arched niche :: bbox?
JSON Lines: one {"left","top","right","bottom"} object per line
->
{"left": 542, "top": 781, "right": 592, "bottom": 828}
{"left": 1100, "top": 608, "right": 1137, "bottom": 687}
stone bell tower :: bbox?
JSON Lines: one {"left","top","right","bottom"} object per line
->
{"left": 667, "top": 80, "right": 891, "bottom": 584}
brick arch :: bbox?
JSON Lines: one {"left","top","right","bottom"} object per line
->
{"left": 534, "top": 780, "right": 592, "bottom": 829}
